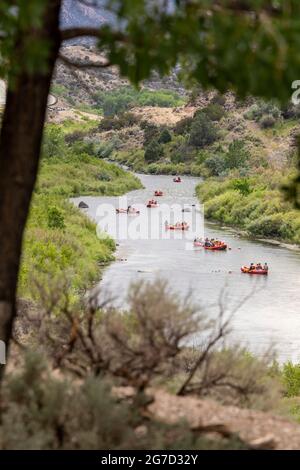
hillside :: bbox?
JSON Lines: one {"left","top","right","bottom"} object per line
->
{"left": 48, "top": 56, "right": 300, "bottom": 245}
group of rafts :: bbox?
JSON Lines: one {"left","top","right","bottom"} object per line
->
{"left": 115, "top": 177, "right": 269, "bottom": 275}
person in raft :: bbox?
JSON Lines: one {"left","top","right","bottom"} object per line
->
{"left": 256, "top": 262, "right": 263, "bottom": 270}
{"left": 204, "top": 237, "right": 211, "bottom": 247}
{"left": 249, "top": 263, "right": 255, "bottom": 271}
{"left": 263, "top": 262, "right": 268, "bottom": 271}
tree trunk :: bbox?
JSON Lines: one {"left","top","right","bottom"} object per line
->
{"left": 0, "top": 1, "right": 62, "bottom": 378}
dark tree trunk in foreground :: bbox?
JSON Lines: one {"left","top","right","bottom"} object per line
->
{"left": 0, "top": 1, "right": 62, "bottom": 377}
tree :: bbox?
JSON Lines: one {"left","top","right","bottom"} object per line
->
{"left": 189, "top": 113, "right": 218, "bottom": 148}
{"left": 144, "top": 139, "right": 163, "bottom": 162}
{"left": 2, "top": 0, "right": 300, "bottom": 379}
{"left": 225, "top": 140, "right": 250, "bottom": 170}
{"left": 158, "top": 128, "right": 172, "bottom": 144}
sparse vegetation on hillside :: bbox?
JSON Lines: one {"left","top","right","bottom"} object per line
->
{"left": 93, "top": 86, "right": 186, "bottom": 116}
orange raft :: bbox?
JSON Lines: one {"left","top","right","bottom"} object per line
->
{"left": 166, "top": 224, "right": 189, "bottom": 231}
{"left": 241, "top": 266, "right": 268, "bottom": 275}
{"left": 154, "top": 191, "right": 163, "bottom": 196}
{"left": 116, "top": 208, "right": 140, "bottom": 215}
{"left": 204, "top": 244, "right": 227, "bottom": 251}
{"left": 147, "top": 200, "right": 159, "bottom": 208}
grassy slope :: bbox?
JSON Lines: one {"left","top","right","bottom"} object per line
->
{"left": 19, "top": 133, "right": 142, "bottom": 300}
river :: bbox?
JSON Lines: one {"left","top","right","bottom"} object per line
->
{"left": 72, "top": 173, "right": 300, "bottom": 362}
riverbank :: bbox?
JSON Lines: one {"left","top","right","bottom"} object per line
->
{"left": 19, "top": 130, "right": 142, "bottom": 301}
{"left": 196, "top": 171, "right": 300, "bottom": 246}
{"left": 108, "top": 149, "right": 203, "bottom": 176}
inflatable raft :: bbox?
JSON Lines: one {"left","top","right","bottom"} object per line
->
{"left": 204, "top": 244, "right": 227, "bottom": 251}
{"left": 166, "top": 224, "right": 189, "bottom": 231}
{"left": 241, "top": 266, "right": 268, "bottom": 275}
{"left": 116, "top": 209, "right": 140, "bottom": 215}
{"left": 154, "top": 191, "right": 163, "bottom": 196}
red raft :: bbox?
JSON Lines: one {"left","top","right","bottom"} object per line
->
{"left": 173, "top": 177, "right": 181, "bottom": 183}
{"left": 241, "top": 266, "right": 268, "bottom": 275}
{"left": 116, "top": 208, "right": 140, "bottom": 215}
{"left": 204, "top": 244, "right": 227, "bottom": 251}
{"left": 166, "top": 224, "right": 189, "bottom": 231}
{"left": 154, "top": 191, "right": 163, "bottom": 196}
{"left": 147, "top": 200, "right": 159, "bottom": 208}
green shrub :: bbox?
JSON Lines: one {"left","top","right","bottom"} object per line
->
{"left": 244, "top": 100, "right": 281, "bottom": 122}
{"left": 282, "top": 362, "right": 300, "bottom": 397}
{"left": 199, "top": 103, "right": 225, "bottom": 121}
{"left": 42, "top": 125, "right": 67, "bottom": 159}
{"left": 158, "top": 128, "right": 172, "bottom": 144}
{"left": 144, "top": 139, "right": 163, "bottom": 162}
{"left": 225, "top": 140, "right": 250, "bottom": 170}
{"left": 47, "top": 206, "right": 65, "bottom": 230}
{"left": 204, "top": 154, "right": 227, "bottom": 176}
{"left": 171, "top": 144, "right": 194, "bottom": 163}
{"left": 211, "top": 93, "right": 226, "bottom": 106}
{"left": 259, "top": 115, "right": 276, "bottom": 129}
{"left": 189, "top": 112, "right": 218, "bottom": 148}
{"left": 143, "top": 123, "right": 160, "bottom": 147}
{"left": 173, "top": 116, "right": 193, "bottom": 135}
{"left": 247, "top": 213, "right": 294, "bottom": 239}
{"left": 230, "top": 178, "right": 252, "bottom": 195}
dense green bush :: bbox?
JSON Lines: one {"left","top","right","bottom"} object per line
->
{"left": 173, "top": 116, "right": 193, "bottom": 135}
{"left": 204, "top": 154, "right": 227, "bottom": 176}
{"left": 189, "top": 112, "right": 218, "bottom": 148}
{"left": 47, "top": 206, "right": 65, "bottom": 230}
{"left": 230, "top": 178, "right": 252, "bottom": 195}
{"left": 158, "top": 128, "right": 172, "bottom": 144}
{"left": 198, "top": 103, "right": 225, "bottom": 121}
{"left": 247, "top": 213, "right": 294, "bottom": 239}
{"left": 42, "top": 125, "right": 66, "bottom": 159}
{"left": 144, "top": 139, "right": 163, "bottom": 162}
{"left": 143, "top": 122, "right": 160, "bottom": 147}
{"left": 225, "top": 140, "right": 250, "bottom": 170}
{"left": 171, "top": 143, "right": 194, "bottom": 164}
{"left": 282, "top": 362, "right": 300, "bottom": 397}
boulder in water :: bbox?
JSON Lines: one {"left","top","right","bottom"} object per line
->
{"left": 78, "top": 201, "right": 89, "bottom": 209}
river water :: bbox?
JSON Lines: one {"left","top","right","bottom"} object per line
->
{"left": 72, "top": 174, "right": 300, "bottom": 362}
